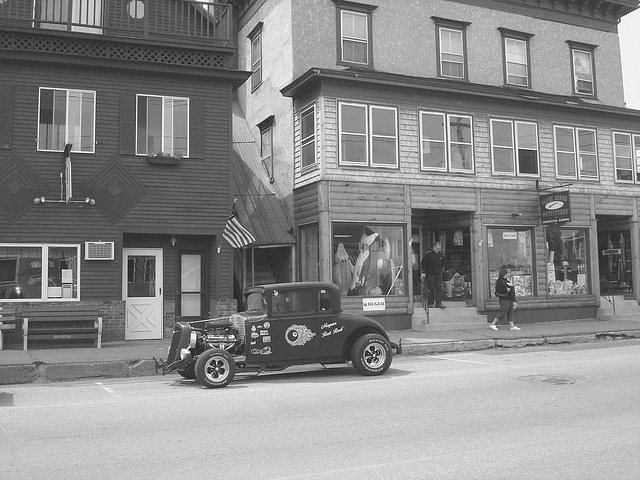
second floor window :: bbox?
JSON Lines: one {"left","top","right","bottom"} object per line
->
{"left": 568, "top": 42, "right": 597, "bottom": 96}
{"left": 339, "top": 102, "right": 398, "bottom": 168}
{"left": 490, "top": 119, "right": 539, "bottom": 176}
{"left": 613, "top": 132, "right": 640, "bottom": 183}
{"left": 499, "top": 28, "right": 533, "bottom": 88}
{"left": 420, "top": 111, "right": 474, "bottom": 173}
{"left": 337, "top": 5, "right": 373, "bottom": 67}
{"left": 136, "top": 95, "right": 189, "bottom": 157}
{"left": 260, "top": 123, "right": 273, "bottom": 182}
{"left": 300, "top": 106, "right": 316, "bottom": 169}
{"left": 249, "top": 24, "right": 262, "bottom": 91}
{"left": 38, "top": 87, "right": 95, "bottom": 153}
{"left": 433, "top": 17, "right": 470, "bottom": 80}
{"left": 554, "top": 125, "right": 598, "bottom": 180}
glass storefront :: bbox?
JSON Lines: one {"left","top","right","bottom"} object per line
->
{"left": 546, "top": 228, "right": 589, "bottom": 295}
{"left": 487, "top": 227, "right": 534, "bottom": 298}
{"left": 332, "top": 223, "right": 405, "bottom": 296}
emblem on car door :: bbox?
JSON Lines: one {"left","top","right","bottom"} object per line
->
{"left": 285, "top": 324, "right": 316, "bottom": 346}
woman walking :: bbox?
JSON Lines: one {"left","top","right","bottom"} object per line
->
{"left": 489, "top": 266, "right": 520, "bottom": 331}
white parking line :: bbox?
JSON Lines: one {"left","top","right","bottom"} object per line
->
{"left": 95, "top": 382, "right": 123, "bottom": 400}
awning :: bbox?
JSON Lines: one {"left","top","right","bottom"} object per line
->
{"left": 231, "top": 103, "right": 294, "bottom": 247}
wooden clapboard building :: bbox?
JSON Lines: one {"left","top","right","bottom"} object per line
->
{"left": 0, "top": 0, "right": 252, "bottom": 343}
{"left": 236, "top": 0, "right": 640, "bottom": 330}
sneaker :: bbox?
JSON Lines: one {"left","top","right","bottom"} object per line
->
{"left": 489, "top": 325, "right": 498, "bottom": 331}
{"left": 436, "top": 303, "right": 446, "bottom": 309}
{"left": 427, "top": 303, "right": 434, "bottom": 308}
{"left": 510, "top": 326, "right": 521, "bottom": 331}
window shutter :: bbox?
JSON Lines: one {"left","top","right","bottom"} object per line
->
{"left": 120, "top": 93, "right": 136, "bottom": 155}
{"left": 0, "top": 85, "right": 13, "bottom": 150}
{"left": 190, "top": 97, "right": 204, "bottom": 158}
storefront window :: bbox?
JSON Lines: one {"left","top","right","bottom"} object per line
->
{"left": 0, "top": 244, "right": 79, "bottom": 301}
{"left": 546, "top": 229, "right": 589, "bottom": 295}
{"left": 487, "top": 228, "right": 534, "bottom": 298}
{"left": 332, "top": 223, "right": 405, "bottom": 296}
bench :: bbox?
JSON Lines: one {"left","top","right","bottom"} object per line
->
{"left": 22, "top": 307, "right": 102, "bottom": 350}
{"left": 0, "top": 307, "right": 18, "bottom": 351}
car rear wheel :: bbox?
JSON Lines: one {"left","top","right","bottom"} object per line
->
{"left": 351, "top": 333, "right": 392, "bottom": 376}
{"left": 195, "top": 348, "right": 236, "bottom": 388}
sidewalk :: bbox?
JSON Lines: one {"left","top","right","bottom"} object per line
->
{"left": 1, "top": 319, "right": 640, "bottom": 385}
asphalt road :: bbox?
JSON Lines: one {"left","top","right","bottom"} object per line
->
{"left": 2, "top": 341, "right": 639, "bottom": 480}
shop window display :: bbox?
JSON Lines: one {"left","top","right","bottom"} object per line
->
{"left": 546, "top": 229, "right": 589, "bottom": 295}
{"left": 487, "top": 228, "right": 534, "bottom": 298}
{"left": 332, "top": 224, "right": 405, "bottom": 296}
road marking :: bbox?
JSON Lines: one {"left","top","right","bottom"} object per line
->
{"left": 95, "top": 382, "right": 123, "bottom": 400}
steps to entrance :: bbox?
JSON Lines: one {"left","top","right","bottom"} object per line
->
{"left": 598, "top": 295, "right": 640, "bottom": 321}
{"left": 412, "top": 301, "right": 487, "bottom": 332}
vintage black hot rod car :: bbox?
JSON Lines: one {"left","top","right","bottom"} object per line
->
{"left": 156, "top": 282, "right": 401, "bottom": 388}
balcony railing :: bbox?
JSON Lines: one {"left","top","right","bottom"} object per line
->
{"left": 0, "top": 0, "right": 232, "bottom": 47}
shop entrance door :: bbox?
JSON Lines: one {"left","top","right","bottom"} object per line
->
{"left": 598, "top": 230, "right": 632, "bottom": 294}
{"left": 123, "top": 248, "right": 163, "bottom": 340}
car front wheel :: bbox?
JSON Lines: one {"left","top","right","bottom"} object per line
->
{"left": 195, "top": 348, "right": 236, "bottom": 388}
{"left": 350, "top": 333, "right": 392, "bottom": 376}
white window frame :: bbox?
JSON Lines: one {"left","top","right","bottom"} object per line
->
{"left": 300, "top": 105, "right": 317, "bottom": 169}
{"left": 505, "top": 38, "right": 528, "bottom": 87}
{"left": 340, "top": 10, "right": 369, "bottom": 65}
{"left": 420, "top": 111, "right": 474, "bottom": 173}
{"left": 490, "top": 119, "right": 539, "bottom": 177}
{"left": 613, "top": 132, "right": 640, "bottom": 183}
{"left": 135, "top": 94, "right": 189, "bottom": 157}
{"left": 338, "top": 102, "right": 398, "bottom": 168}
{"left": 250, "top": 28, "right": 262, "bottom": 91}
{"left": 37, "top": 87, "right": 96, "bottom": 153}
{"left": 554, "top": 125, "right": 598, "bottom": 180}
{"left": 572, "top": 48, "right": 594, "bottom": 96}
{"left": 0, "top": 244, "right": 81, "bottom": 302}
{"left": 439, "top": 27, "right": 464, "bottom": 79}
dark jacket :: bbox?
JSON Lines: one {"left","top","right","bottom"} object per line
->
{"left": 495, "top": 276, "right": 516, "bottom": 301}
{"left": 421, "top": 249, "right": 444, "bottom": 276}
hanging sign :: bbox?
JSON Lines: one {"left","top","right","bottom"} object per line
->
{"left": 540, "top": 191, "right": 571, "bottom": 225}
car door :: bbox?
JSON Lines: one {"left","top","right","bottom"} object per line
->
{"left": 246, "top": 287, "right": 319, "bottom": 363}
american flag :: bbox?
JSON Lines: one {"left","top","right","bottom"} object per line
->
{"left": 223, "top": 203, "right": 256, "bottom": 248}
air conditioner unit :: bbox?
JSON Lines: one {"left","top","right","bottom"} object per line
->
{"left": 85, "top": 242, "right": 115, "bottom": 260}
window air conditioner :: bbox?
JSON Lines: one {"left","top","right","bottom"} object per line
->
{"left": 85, "top": 242, "right": 115, "bottom": 260}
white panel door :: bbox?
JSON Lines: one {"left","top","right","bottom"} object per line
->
{"left": 123, "top": 248, "right": 163, "bottom": 340}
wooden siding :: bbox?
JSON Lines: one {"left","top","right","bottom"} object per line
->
{"left": 411, "top": 185, "right": 477, "bottom": 211}
{"left": 595, "top": 193, "right": 636, "bottom": 216}
{"left": 328, "top": 182, "right": 406, "bottom": 223}
{"left": 294, "top": 183, "right": 320, "bottom": 226}
{"left": 0, "top": 57, "right": 237, "bottom": 303}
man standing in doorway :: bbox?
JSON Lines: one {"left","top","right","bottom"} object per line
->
{"left": 421, "top": 241, "right": 446, "bottom": 309}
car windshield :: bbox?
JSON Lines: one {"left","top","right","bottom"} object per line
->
{"left": 245, "top": 292, "right": 266, "bottom": 311}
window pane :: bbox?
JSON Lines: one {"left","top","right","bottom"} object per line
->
{"left": 181, "top": 254, "right": 201, "bottom": 292}
{"left": 578, "top": 129, "right": 596, "bottom": 153}
{"left": 580, "top": 154, "right": 597, "bottom": 177}
{"left": 440, "top": 28, "right": 464, "bottom": 78}
{"left": 342, "top": 40, "right": 367, "bottom": 64}
{"left": 181, "top": 294, "right": 201, "bottom": 317}
{"left": 518, "top": 149, "right": 538, "bottom": 175}
{"left": 573, "top": 50, "right": 593, "bottom": 94}
{"left": 372, "top": 137, "right": 396, "bottom": 165}
{"left": 555, "top": 127, "right": 575, "bottom": 152}
{"left": 493, "top": 147, "right": 514, "bottom": 173}
{"left": 47, "top": 246, "right": 78, "bottom": 299}
{"left": 487, "top": 229, "right": 534, "bottom": 298}
{"left": 0, "top": 246, "right": 43, "bottom": 299}
{"left": 449, "top": 116, "right": 471, "bottom": 144}
{"left": 371, "top": 108, "right": 396, "bottom": 136}
{"left": 341, "top": 11, "right": 368, "bottom": 64}
{"left": 516, "top": 123, "right": 537, "bottom": 150}
{"left": 332, "top": 223, "right": 405, "bottom": 297}
{"left": 301, "top": 109, "right": 314, "bottom": 141}
{"left": 301, "top": 108, "right": 315, "bottom": 168}
{"left": 341, "top": 104, "right": 366, "bottom": 134}
{"left": 38, "top": 89, "right": 66, "bottom": 151}
{"left": 492, "top": 121, "right": 513, "bottom": 147}
{"left": 557, "top": 152, "right": 576, "bottom": 177}
{"left": 421, "top": 113, "right": 445, "bottom": 141}
{"left": 341, "top": 134, "right": 367, "bottom": 164}
{"left": 450, "top": 144, "right": 472, "bottom": 170}
{"left": 449, "top": 116, "right": 473, "bottom": 171}
{"left": 422, "top": 142, "right": 446, "bottom": 169}
{"left": 146, "top": 97, "right": 162, "bottom": 154}
{"left": 546, "top": 229, "right": 589, "bottom": 295}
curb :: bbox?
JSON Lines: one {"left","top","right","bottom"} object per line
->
{"left": 399, "top": 330, "right": 640, "bottom": 356}
{"left": 2, "top": 331, "right": 639, "bottom": 385}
